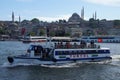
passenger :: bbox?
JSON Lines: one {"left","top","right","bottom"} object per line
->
{"left": 54, "top": 42, "right": 57, "bottom": 48}
{"left": 26, "top": 49, "right": 31, "bottom": 56}
{"left": 73, "top": 42, "right": 77, "bottom": 48}
{"left": 79, "top": 40, "right": 86, "bottom": 48}
{"left": 57, "top": 42, "right": 60, "bottom": 48}
{"left": 79, "top": 41, "right": 83, "bottom": 48}
{"left": 27, "top": 49, "right": 31, "bottom": 53}
{"left": 42, "top": 49, "right": 46, "bottom": 59}
{"left": 83, "top": 40, "right": 87, "bottom": 48}
{"left": 34, "top": 46, "right": 39, "bottom": 56}
{"left": 60, "top": 42, "right": 64, "bottom": 48}
{"left": 98, "top": 45, "right": 100, "bottom": 48}
{"left": 88, "top": 41, "right": 96, "bottom": 48}
{"left": 65, "top": 42, "right": 71, "bottom": 48}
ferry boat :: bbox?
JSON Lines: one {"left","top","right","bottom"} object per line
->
{"left": 77, "top": 36, "right": 120, "bottom": 43}
{"left": 22, "top": 36, "right": 47, "bottom": 43}
{"left": 7, "top": 41, "right": 112, "bottom": 65}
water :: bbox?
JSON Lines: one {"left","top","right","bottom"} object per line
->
{"left": 0, "top": 41, "right": 120, "bottom": 80}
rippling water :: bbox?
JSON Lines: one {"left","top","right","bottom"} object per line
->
{"left": 0, "top": 41, "right": 120, "bottom": 80}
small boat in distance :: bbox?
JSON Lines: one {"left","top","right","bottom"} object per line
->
{"left": 7, "top": 40, "right": 112, "bottom": 65}
{"left": 22, "top": 36, "right": 47, "bottom": 43}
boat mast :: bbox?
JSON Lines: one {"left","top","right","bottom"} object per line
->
{"left": 46, "top": 26, "right": 53, "bottom": 48}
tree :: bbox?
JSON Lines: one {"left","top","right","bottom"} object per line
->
{"left": 21, "top": 20, "right": 30, "bottom": 24}
{"left": 31, "top": 18, "right": 40, "bottom": 24}
{"left": 114, "top": 20, "right": 120, "bottom": 26}
{"left": 64, "top": 32, "right": 71, "bottom": 36}
{"left": 89, "top": 18, "right": 99, "bottom": 28}
{"left": 0, "top": 28, "right": 4, "bottom": 34}
{"left": 28, "top": 32, "right": 35, "bottom": 36}
{"left": 39, "top": 29, "right": 45, "bottom": 36}
{"left": 50, "top": 32, "right": 55, "bottom": 36}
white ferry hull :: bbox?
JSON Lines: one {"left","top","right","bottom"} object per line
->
{"left": 7, "top": 56, "right": 112, "bottom": 65}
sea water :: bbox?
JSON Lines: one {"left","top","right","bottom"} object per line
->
{"left": 0, "top": 41, "right": 120, "bottom": 80}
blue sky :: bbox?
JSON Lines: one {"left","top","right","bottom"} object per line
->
{"left": 0, "top": 0, "right": 120, "bottom": 22}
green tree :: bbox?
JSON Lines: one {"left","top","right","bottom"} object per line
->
{"left": 28, "top": 32, "right": 35, "bottom": 36}
{"left": 0, "top": 28, "right": 5, "bottom": 34}
{"left": 114, "top": 20, "right": 120, "bottom": 26}
{"left": 39, "top": 30, "right": 45, "bottom": 36}
{"left": 65, "top": 32, "right": 71, "bottom": 36}
{"left": 89, "top": 18, "right": 99, "bottom": 28}
{"left": 50, "top": 32, "right": 55, "bottom": 36}
{"left": 31, "top": 18, "right": 40, "bottom": 24}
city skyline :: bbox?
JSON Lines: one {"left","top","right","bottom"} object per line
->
{"left": 0, "top": 0, "right": 120, "bottom": 22}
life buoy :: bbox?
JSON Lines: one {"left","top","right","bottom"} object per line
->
{"left": 7, "top": 56, "right": 14, "bottom": 63}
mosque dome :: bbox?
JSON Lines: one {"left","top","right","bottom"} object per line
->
{"left": 68, "top": 13, "right": 82, "bottom": 23}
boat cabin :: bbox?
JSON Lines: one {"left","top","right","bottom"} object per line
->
{"left": 26, "top": 43, "right": 111, "bottom": 62}
{"left": 53, "top": 48, "right": 110, "bottom": 60}
{"left": 27, "top": 45, "right": 52, "bottom": 59}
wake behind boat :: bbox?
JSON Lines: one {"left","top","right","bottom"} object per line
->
{"left": 7, "top": 41, "right": 112, "bottom": 65}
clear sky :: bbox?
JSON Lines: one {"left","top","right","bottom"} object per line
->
{"left": 0, "top": 0, "right": 120, "bottom": 22}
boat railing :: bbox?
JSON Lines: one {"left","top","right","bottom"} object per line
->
{"left": 54, "top": 42, "right": 100, "bottom": 49}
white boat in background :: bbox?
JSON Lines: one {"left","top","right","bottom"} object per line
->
{"left": 7, "top": 40, "right": 112, "bottom": 65}
{"left": 77, "top": 36, "right": 120, "bottom": 43}
{"left": 22, "top": 36, "right": 47, "bottom": 43}
{"left": 51, "top": 37, "right": 72, "bottom": 42}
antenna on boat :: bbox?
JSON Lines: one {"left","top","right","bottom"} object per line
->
{"left": 46, "top": 26, "right": 53, "bottom": 48}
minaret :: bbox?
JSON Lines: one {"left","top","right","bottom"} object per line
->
{"left": 19, "top": 15, "right": 21, "bottom": 23}
{"left": 81, "top": 6, "right": 84, "bottom": 20}
{"left": 95, "top": 11, "right": 97, "bottom": 20}
{"left": 12, "top": 12, "right": 14, "bottom": 22}
{"left": 93, "top": 13, "right": 95, "bottom": 19}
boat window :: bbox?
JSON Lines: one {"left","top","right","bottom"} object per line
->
{"left": 56, "top": 51, "right": 58, "bottom": 55}
{"left": 76, "top": 51, "right": 79, "bottom": 54}
{"left": 62, "top": 51, "right": 65, "bottom": 55}
{"left": 71, "top": 51, "right": 74, "bottom": 54}
{"left": 86, "top": 50, "right": 90, "bottom": 53}
{"left": 81, "top": 50, "right": 84, "bottom": 54}
{"left": 104, "top": 50, "right": 110, "bottom": 53}
{"left": 79, "top": 51, "right": 82, "bottom": 54}
{"left": 96, "top": 50, "right": 98, "bottom": 52}
{"left": 73, "top": 51, "right": 77, "bottom": 54}
{"left": 92, "top": 50, "right": 95, "bottom": 53}
{"left": 98, "top": 50, "right": 109, "bottom": 53}
{"left": 59, "top": 51, "right": 63, "bottom": 55}
{"left": 65, "top": 51, "right": 69, "bottom": 55}
{"left": 29, "top": 45, "right": 35, "bottom": 50}
{"left": 55, "top": 51, "right": 59, "bottom": 55}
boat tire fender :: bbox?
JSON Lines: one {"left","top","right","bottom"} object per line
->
{"left": 7, "top": 56, "right": 14, "bottom": 63}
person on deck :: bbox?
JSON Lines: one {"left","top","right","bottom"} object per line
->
{"left": 79, "top": 40, "right": 86, "bottom": 48}
{"left": 88, "top": 41, "right": 96, "bottom": 48}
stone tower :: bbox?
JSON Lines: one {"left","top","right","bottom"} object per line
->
{"left": 95, "top": 11, "right": 97, "bottom": 20}
{"left": 12, "top": 12, "right": 14, "bottom": 22}
{"left": 19, "top": 15, "right": 21, "bottom": 23}
{"left": 81, "top": 7, "right": 84, "bottom": 20}
{"left": 93, "top": 11, "right": 97, "bottom": 20}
